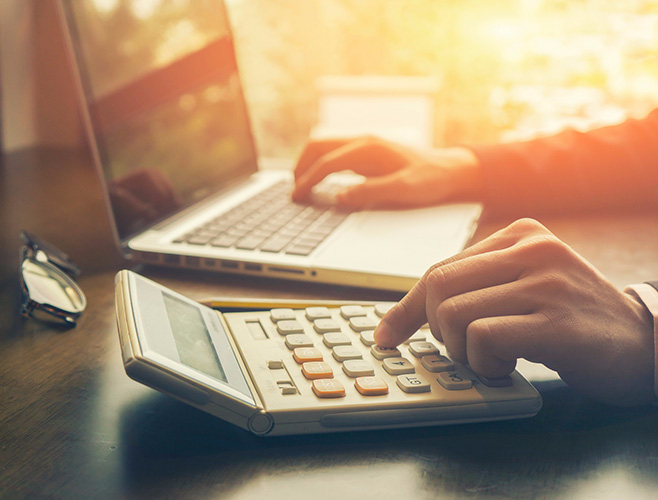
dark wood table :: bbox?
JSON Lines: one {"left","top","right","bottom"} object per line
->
{"left": 2, "top": 147, "right": 658, "bottom": 499}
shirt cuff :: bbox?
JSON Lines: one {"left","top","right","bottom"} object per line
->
{"left": 624, "top": 283, "right": 658, "bottom": 399}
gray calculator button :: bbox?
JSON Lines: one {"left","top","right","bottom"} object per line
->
{"left": 332, "top": 345, "right": 362, "bottom": 362}
{"left": 437, "top": 371, "right": 473, "bottom": 390}
{"left": 305, "top": 306, "right": 332, "bottom": 320}
{"left": 408, "top": 341, "right": 440, "bottom": 358}
{"left": 342, "top": 359, "right": 375, "bottom": 378}
{"left": 359, "top": 330, "right": 376, "bottom": 346}
{"left": 270, "top": 308, "right": 296, "bottom": 322}
{"left": 276, "top": 320, "right": 304, "bottom": 335}
{"left": 313, "top": 318, "right": 341, "bottom": 333}
{"left": 323, "top": 332, "right": 352, "bottom": 348}
{"left": 421, "top": 355, "right": 454, "bottom": 373}
{"left": 383, "top": 357, "right": 415, "bottom": 375}
{"left": 396, "top": 374, "right": 431, "bottom": 393}
{"left": 370, "top": 345, "right": 401, "bottom": 360}
{"left": 374, "top": 303, "right": 395, "bottom": 318}
{"left": 349, "top": 316, "right": 378, "bottom": 332}
{"left": 402, "top": 331, "right": 427, "bottom": 344}
{"left": 285, "top": 334, "right": 314, "bottom": 349}
{"left": 340, "top": 305, "right": 367, "bottom": 318}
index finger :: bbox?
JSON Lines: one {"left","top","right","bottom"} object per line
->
{"left": 373, "top": 223, "right": 531, "bottom": 347}
{"left": 293, "top": 139, "right": 350, "bottom": 181}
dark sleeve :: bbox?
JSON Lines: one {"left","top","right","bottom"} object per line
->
{"left": 469, "top": 109, "right": 658, "bottom": 216}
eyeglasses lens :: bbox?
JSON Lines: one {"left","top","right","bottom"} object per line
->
{"left": 22, "top": 259, "right": 86, "bottom": 314}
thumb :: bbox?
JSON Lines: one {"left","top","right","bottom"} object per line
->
{"left": 335, "top": 172, "right": 408, "bottom": 209}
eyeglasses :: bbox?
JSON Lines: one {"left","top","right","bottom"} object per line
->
{"left": 19, "top": 231, "right": 87, "bottom": 327}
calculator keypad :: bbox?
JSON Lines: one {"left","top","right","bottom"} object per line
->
{"left": 257, "top": 303, "right": 506, "bottom": 400}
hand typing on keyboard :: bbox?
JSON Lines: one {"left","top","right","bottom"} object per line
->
{"left": 291, "top": 137, "right": 483, "bottom": 210}
{"left": 374, "top": 218, "right": 656, "bottom": 407}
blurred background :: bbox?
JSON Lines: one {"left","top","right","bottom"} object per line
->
{"left": 1, "top": 0, "right": 658, "bottom": 161}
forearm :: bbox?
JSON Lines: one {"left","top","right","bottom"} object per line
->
{"left": 469, "top": 109, "right": 658, "bottom": 215}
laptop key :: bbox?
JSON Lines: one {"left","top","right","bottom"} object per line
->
{"left": 210, "top": 234, "right": 240, "bottom": 247}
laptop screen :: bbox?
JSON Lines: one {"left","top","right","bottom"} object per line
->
{"left": 60, "top": 0, "right": 259, "bottom": 242}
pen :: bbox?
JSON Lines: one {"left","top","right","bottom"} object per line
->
{"left": 199, "top": 297, "right": 395, "bottom": 312}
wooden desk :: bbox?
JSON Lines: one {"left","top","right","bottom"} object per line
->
{"left": 2, "top": 148, "right": 658, "bottom": 499}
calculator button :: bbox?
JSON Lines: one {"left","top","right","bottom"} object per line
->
{"left": 270, "top": 308, "right": 296, "bottom": 322}
{"left": 370, "top": 345, "right": 401, "bottom": 360}
{"left": 382, "top": 357, "right": 415, "bottom": 375}
{"left": 277, "top": 381, "right": 298, "bottom": 395}
{"left": 285, "top": 334, "right": 314, "bottom": 349}
{"left": 267, "top": 360, "right": 284, "bottom": 369}
{"left": 437, "top": 371, "right": 473, "bottom": 390}
{"left": 402, "top": 331, "right": 427, "bottom": 344}
{"left": 322, "top": 332, "right": 352, "bottom": 348}
{"left": 408, "top": 341, "right": 440, "bottom": 358}
{"left": 421, "top": 355, "right": 454, "bottom": 373}
{"left": 355, "top": 376, "right": 389, "bottom": 396}
{"left": 342, "top": 359, "right": 375, "bottom": 378}
{"left": 302, "top": 362, "right": 334, "bottom": 380}
{"left": 313, "top": 318, "right": 341, "bottom": 334}
{"left": 359, "top": 330, "right": 376, "bottom": 346}
{"left": 312, "top": 378, "right": 346, "bottom": 398}
{"left": 332, "top": 345, "right": 363, "bottom": 362}
{"left": 374, "top": 303, "right": 395, "bottom": 318}
{"left": 293, "top": 347, "right": 323, "bottom": 364}
{"left": 396, "top": 374, "right": 431, "bottom": 393}
{"left": 340, "top": 305, "right": 367, "bottom": 318}
{"left": 349, "top": 316, "right": 378, "bottom": 332}
{"left": 305, "top": 306, "right": 332, "bottom": 320}
{"left": 478, "top": 375, "right": 513, "bottom": 387}
{"left": 276, "top": 320, "right": 304, "bottom": 335}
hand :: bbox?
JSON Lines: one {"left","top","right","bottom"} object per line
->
{"left": 374, "top": 218, "right": 656, "bottom": 406}
{"left": 291, "top": 137, "right": 484, "bottom": 209}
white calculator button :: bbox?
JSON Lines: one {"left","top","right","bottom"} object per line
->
{"left": 374, "top": 303, "right": 395, "bottom": 318}
{"left": 408, "top": 341, "right": 440, "bottom": 358}
{"left": 285, "top": 334, "right": 314, "bottom": 350}
{"left": 370, "top": 345, "right": 401, "bottom": 360}
{"left": 340, "top": 305, "right": 367, "bottom": 318}
{"left": 342, "top": 359, "right": 375, "bottom": 378}
{"left": 305, "top": 306, "right": 331, "bottom": 321}
{"left": 276, "top": 320, "right": 305, "bottom": 335}
{"left": 313, "top": 318, "right": 341, "bottom": 334}
{"left": 270, "top": 308, "right": 296, "bottom": 322}
{"left": 332, "top": 345, "right": 363, "bottom": 362}
{"left": 349, "top": 316, "right": 378, "bottom": 332}
{"left": 396, "top": 374, "right": 431, "bottom": 393}
{"left": 322, "top": 332, "right": 352, "bottom": 348}
{"left": 437, "top": 371, "right": 473, "bottom": 390}
{"left": 421, "top": 355, "right": 454, "bottom": 373}
{"left": 359, "top": 330, "right": 376, "bottom": 346}
{"left": 267, "top": 360, "right": 284, "bottom": 369}
{"left": 382, "top": 357, "right": 415, "bottom": 375}
{"left": 402, "top": 331, "right": 427, "bottom": 344}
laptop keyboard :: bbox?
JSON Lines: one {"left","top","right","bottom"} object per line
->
{"left": 173, "top": 181, "right": 348, "bottom": 256}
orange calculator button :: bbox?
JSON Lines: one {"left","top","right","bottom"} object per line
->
{"left": 302, "top": 362, "right": 334, "bottom": 380}
{"left": 312, "top": 379, "right": 346, "bottom": 398}
{"left": 293, "top": 347, "right": 323, "bottom": 364}
{"left": 355, "top": 376, "right": 389, "bottom": 396}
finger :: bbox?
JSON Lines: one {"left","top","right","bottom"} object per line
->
{"left": 374, "top": 226, "right": 529, "bottom": 347}
{"left": 375, "top": 218, "right": 551, "bottom": 347}
{"left": 430, "top": 278, "right": 534, "bottom": 364}
{"left": 292, "top": 139, "right": 401, "bottom": 201}
{"left": 334, "top": 171, "right": 411, "bottom": 210}
{"left": 293, "top": 139, "right": 350, "bottom": 181}
{"left": 465, "top": 314, "right": 546, "bottom": 377}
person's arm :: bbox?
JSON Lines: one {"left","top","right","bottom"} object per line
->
{"left": 471, "top": 109, "right": 658, "bottom": 214}
{"left": 373, "top": 218, "right": 657, "bottom": 406}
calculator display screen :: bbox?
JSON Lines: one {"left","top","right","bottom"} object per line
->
{"left": 162, "top": 292, "right": 227, "bottom": 382}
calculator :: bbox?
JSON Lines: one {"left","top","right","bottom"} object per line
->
{"left": 115, "top": 270, "right": 542, "bottom": 436}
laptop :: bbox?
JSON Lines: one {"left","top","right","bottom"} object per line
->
{"left": 57, "top": 0, "right": 482, "bottom": 292}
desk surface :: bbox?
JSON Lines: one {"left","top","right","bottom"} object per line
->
{"left": 2, "top": 148, "right": 658, "bottom": 500}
